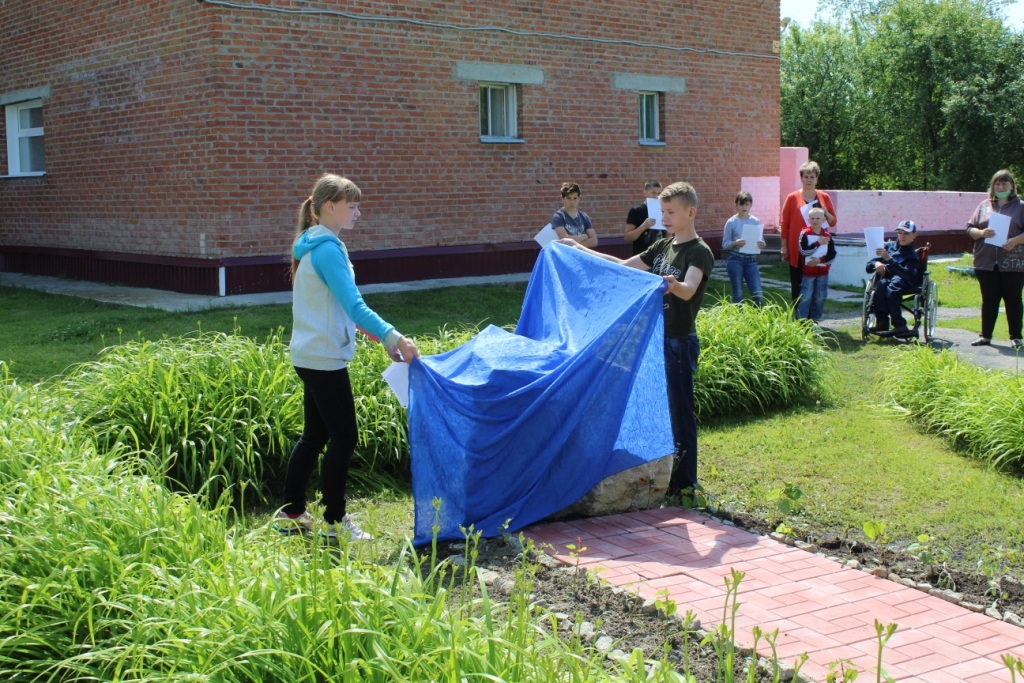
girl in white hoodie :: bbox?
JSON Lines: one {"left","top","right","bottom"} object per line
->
{"left": 277, "top": 174, "right": 419, "bottom": 541}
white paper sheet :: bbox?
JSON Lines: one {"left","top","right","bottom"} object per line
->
{"left": 645, "top": 197, "right": 665, "bottom": 230}
{"left": 864, "top": 227, "right": 886, "bottom": 258}
{"left": 811, "top": 243, "right": 828, "bottom": 259}
{"left": 534, "top": 223, "right": 558, "bottom": 248}
{"left": 799, "top": 201, "right": 820, "bottom": 227}
{"left": 739, "top": 222, "right": 763, "bottom": 254}
{"left": 985, "top": 212, "right": 1011, "bottom": 247}
{"left": 382, "top": 361, "right": 410, "bottom": 408}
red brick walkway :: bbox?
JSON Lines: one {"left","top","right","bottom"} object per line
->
{"left": 525, "top": 507, "right": 1024, "bottom": 682}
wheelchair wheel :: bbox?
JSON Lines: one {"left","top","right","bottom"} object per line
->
{"left": 924, "top": 280, "right": 938, "bottom": 342}
{"left": 861, "top": 275, "right": 877, "bottom": 341}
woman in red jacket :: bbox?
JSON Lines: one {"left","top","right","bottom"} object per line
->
{"left": 780, "top": 161, "right": 837, "bottom": 302}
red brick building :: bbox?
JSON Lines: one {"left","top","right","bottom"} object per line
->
{"left": 1, "top": 1, "right": 781, "bottom": 295}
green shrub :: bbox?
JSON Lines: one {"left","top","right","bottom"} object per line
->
{"left": 61, "top": 329, "right": 475, "bottom": 504}
{"left": 695, "top": 302, "right": 835, "bottom": 420}
{"left": 0, "top": 371, "right": 675, "bottom": 683}
{"left": 883, "top": 345, "right": 1024, "bottom": 469}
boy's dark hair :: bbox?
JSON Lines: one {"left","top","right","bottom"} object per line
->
{"left": 560, "top": 182, "right": 581, "bottom": 197}
{"left": 659, "top": 182, "right": 698, "bottom": 209}
{"left": 644, "top": 180, "right": 663, "bottom": 191}
{"left": 735, "top": 191, "right": 753, "bottom": 205}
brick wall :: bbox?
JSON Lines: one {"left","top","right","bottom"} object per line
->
{"left": 2, "top": 0, "right": 781, "bottom": 265}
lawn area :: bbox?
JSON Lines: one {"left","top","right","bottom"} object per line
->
{"left": 931, "top": 253, "right": 982, "bottom": 309}
{"left": 0, "top": 283, "right": 527, "bottom": 382}
{"left": 2, "top": 283, "right": 1022, "bottom": 575}
{"left": 701, "top": 325, "right": 1024, "bottom": 573}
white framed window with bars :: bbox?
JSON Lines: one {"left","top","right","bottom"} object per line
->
{"left": 479, "top": 83, "right": 520, "bottom": 142}
{"left": 5, "top": 99, "right": 46, "bottom": 176}
{"left": 638, "top": 91, "right": 663, "bottom": 145}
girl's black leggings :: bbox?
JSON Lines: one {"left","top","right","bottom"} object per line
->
{"left": 976, "top": 266, "right": 1024, "bottom": 340}
{"left": 283, "top": 366, "right": 358, "bottom": 524}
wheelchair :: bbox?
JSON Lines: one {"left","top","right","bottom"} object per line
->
{"left": 861, "top": 243, "right": 938, "bottom": 343}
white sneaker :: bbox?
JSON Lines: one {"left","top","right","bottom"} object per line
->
{"left": 320, "top": 514, "right": 374, "bottom": 542}
{"left": 273, "top": 510, "right": 314, "bottom": 534}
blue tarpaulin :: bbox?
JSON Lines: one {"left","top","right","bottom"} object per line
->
{"left": 408, "top": 243, "right": 673, "bottom": 545}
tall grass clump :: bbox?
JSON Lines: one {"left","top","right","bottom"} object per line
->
{"left": 884, "top": 345, "right": 1024, "bottom": 469}
{"left": 0, "top": 369, "right": 680, "bottom": 683}
{"left": 61, "top": 328, "right": 475, "bottom": 504}
{"left": 61, "top": 330, "right": 302, "bottom": 504}
{"left": 694, "top": 301, "right": 835, "bottom": 420}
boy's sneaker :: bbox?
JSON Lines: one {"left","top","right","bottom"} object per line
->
{"left": 320, "top": 514, "right": 374, "bottom": 542}
{"left": 273, "top": 510, "right": 314, "bottom": 534}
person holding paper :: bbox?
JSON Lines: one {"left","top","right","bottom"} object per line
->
{"left": 796, "top": 207, "right": 837, "bottom": 322}
{"left": 865, "top": 220, "right": 921, "bottom": 338}
{"left": 557, "top": 182, "right": 714, "bottom": 501}
{"left": 551, "top": 182, "right": 598, "bottom": 248}
{"left": 278, "top": 174, "right": 421, "bottom": 541}
{"left": 624, "top": 180, "right": 663, "bottom": 255}
{"left": 780, "top": 161, "right": 837, "bottom": 303}
{"left": 722, "top": 191, "right": 767, "bottom": 305}
{"left": 966, "top": 170, "right": 1024, "bottom": 347}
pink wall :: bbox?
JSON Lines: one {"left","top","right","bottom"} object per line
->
{"left": 779, "top": 147, "right": 809, "bottom": 204}
{"left": 825, "top": 190, "right": 987, "bottom": 235}
{"left": 741, "top": 176, "right": 781, "bottom": 230}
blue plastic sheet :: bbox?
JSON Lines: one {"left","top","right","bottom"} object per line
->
{"left": 408, "top": 243, "right": 673, "bottom": 545}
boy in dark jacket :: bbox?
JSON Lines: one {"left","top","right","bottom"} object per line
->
{"left": 867, "top": 220, "right": 921, "bottom": 338}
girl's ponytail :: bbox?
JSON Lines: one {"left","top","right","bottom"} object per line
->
{"left": 290, "top": 197, "right": 316, "bottom": 282}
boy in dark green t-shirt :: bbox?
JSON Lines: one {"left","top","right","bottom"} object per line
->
{"left": 559, "top": 182, "right": 714, "bottom": 499}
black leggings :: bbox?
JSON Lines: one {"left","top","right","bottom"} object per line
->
{"left": 283, "top": 366, "right": 358, "bottom": 523}
{"left": 976, "top": 266, "right": 1024, "bottom": 340}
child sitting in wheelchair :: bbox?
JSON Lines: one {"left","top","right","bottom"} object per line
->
{"left": 866, "top": 220, "right": 921, "bottom": 338}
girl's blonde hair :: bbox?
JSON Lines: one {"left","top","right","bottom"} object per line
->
{"left": 290, "top": 174, "right": 361, "bottom": 281}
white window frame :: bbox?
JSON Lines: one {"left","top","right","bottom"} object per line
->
{"left": 5, "top": 99, "right": 46, "bottom": 176}
{"left": 638, "top": 91, "right": 664, "bottom": 145}
{"left": 479, "top": 83, "right": 522, "bottom": 143}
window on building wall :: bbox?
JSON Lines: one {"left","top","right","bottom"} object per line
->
{"left": 5, "top": 99, "right": 46, "bottom": 175}
{"left": 479, "top": 83, "right": 518, "bottom": 141}
{"left": 638, "top": 91, "right": 661, "bottom": 143}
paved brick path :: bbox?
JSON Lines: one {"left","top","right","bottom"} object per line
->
{"left": 525, "top": 507, "right": 1024, "bottom": 682}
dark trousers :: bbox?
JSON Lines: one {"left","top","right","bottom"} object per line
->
{"left": 976, "top": 266, "right": 1024, "bottom": 340}
{"left": 789, "top": 263, "right": 804, "bottom": 303}
{"left": 283, "top": 366, "right": 358, "bottom": 523}
{"left": 665, "top": 333, "right": 700, "bottom": 493}
{"left": 872, "top": 276, "right": 912, "bottom": 329}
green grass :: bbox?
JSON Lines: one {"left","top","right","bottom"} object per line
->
{"left": 884, "top": 345, "right": 1024, "bottom": 470}
{"left": 701, "top": 325, "right": 1024, "bottom": 575}
{"left": 0, "top": 283, "right": 526, "bottom": 383}
{"left": 931, "top": 254, "right": 982, "bottom": 309}
{"left": 0, "top": 376, "right": 675, "bottom": 683}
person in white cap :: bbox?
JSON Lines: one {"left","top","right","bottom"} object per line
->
{"left": 866, "top": 220, "right": 921, "bottom": 338}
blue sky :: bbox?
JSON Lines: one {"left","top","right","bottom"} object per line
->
{"left": 779, "top": 0, "right": 1024, "bottom": 30}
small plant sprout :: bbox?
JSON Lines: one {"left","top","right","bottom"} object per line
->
{"left": 862, "top": 520, "right": 886, "bottom": 543}
{"left": 702, "top": 568, "right": 746, "bottom": 681}
{"left": 776, "top": 521, "right": 796, "bottom": 539}
{"left": 1002, "top": 653, "right": 1024, "bottom": 682}
{"left": 873, "top": 620, "right": 898, "bottom": 683}
{"left": 827, "top": 658, "right": 860, "bottom": 683}
{"left": 745, "top": 626, "right": 764, "bottom": 683}
{"left": 770, "top": 482, "right": 805, "bottom": 515}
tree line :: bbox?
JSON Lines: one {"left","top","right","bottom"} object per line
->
{"left": 781, "top": 0, "right": 1024, "bottom": 191}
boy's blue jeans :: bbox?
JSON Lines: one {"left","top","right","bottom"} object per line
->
{"left": 726, "top": 253, "right": 764, "bottom": 305}
{"left": 797, "top": 274, "right": 828, "bottom": 321}
{"left": 665, "top": 333, "right": 700, "bottom": 493}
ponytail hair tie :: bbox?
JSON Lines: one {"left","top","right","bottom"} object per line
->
{"left": 308, "top": 195, "right": 314, "bottom": 204}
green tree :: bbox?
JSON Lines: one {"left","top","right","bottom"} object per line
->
{"left": 782, "top": 0, "right": 1024, "bottom": 191}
